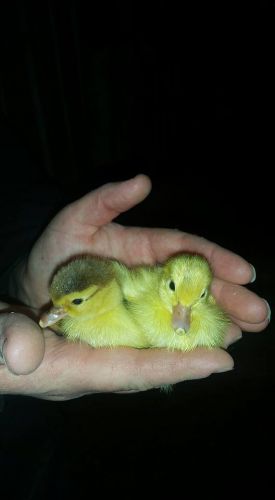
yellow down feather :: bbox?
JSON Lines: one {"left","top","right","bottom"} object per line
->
{"left": 39, "top": 257, "right": 147, "bottom": 348}
{"left": 39, "top": 254, "right": 229, "bottom": 351}
{"left": 118, "top": 254, "right": 230, "bottom": 351}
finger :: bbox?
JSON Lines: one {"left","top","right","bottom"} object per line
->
{"left": 228, "top": 315, "right": 270, "bottom": 333}
{"left": 87, "top": 347, "right": 234, "bottom": 392}
{"left": 0, "top": 313, "right": 45, "bottom": 375}
{"left": 0, "top": 338, "right": 233, "bottom": 398}
{"left": 223, "top": 323, "right": 242, "bottom": 348}
{"left": 144, "top": 228, "right": 255, "bottom": 284}
{"left": 211, "top": 278, "right": 269, "bottom": 324}
{"left": 47, "top": 344, "right": 233, "bottom": 393}
{"left": 66, "top": 174, "right": 152, "bottom": 227}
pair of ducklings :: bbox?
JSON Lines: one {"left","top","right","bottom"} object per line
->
{"left": 39, "top": 253, "right": 229, "bottom": 351}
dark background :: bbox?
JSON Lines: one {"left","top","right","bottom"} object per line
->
{"left": 0, "top": 1, "right": 274, "bottom": 497}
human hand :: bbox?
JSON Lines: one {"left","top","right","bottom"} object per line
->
{"left": 1, "top": 174, "right": 269, "bottom": 399}
{"left": 17, "top": 174, "right": 269, "bottom": 333}
{"left": 0, "top": 300, "right": 234, "bottom": 399}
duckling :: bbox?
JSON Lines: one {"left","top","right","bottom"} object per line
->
{"left": 121, "top": 254, "right": 230, "bottom": 351}
{"left": 40, "top": 254, "right": 229, "bottom": 352}
{"left": 39, "top": 256, "right": 147, "bottom": 348}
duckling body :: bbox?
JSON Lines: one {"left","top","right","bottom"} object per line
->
{"left": 117, "top": 254, "right": 230, "bottom": 351}
{"left": 40, "top": 254, "right": 229, "bottom": 351}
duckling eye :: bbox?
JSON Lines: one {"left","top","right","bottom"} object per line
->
{"left": 200, "top": 289, "right": 207, "bottom": 299}
{"left": 72, "top": 298, "right": 84, "bottom": 305}
{"left": 169, "top": 280, "right": 176, "bottom": 291}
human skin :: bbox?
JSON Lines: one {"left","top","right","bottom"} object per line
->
{"left": 0, "top": 175, "right": 269, "bottom": 399}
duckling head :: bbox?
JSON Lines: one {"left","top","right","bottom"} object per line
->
{"left": 159, "top": 254, "right": 213, "bottom": 334}
{"left": 39, "top": 256, "right": 115, "bottom": 327}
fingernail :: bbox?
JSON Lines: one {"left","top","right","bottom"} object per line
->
{"left": 0, "top": 338, "right": 7, "bottom": 365}
{"left": 232, "top": 332, "right": 243, "bottom": 343}
{"left": 224, "top": 333, "right": 242, "bottom": 348}
{"left": 216, "top": 361, "right": 234, "bottom": 373}
{"left": 250, "top": 265, "right": 256, "bottom": 283}
{"left": 235, "top": 334, "right": 243, "bottom": 342}
{"left": 263, "top": 299, "right": 271, "bottom": 322}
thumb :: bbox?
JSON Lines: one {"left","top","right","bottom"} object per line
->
{"left": 67, "top": 174, "right": 152, "bottom": 227}
{"left": 0, "top": 312, "right": 45, "bottom": 375}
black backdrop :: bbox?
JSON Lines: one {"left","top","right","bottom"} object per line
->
{"left": 0, "top": 1, "right": 274, "bottom": 498}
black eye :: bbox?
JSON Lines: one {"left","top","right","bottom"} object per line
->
{"left": 72, "top": 298, "right": 83, "bottom": 305}
{"left": 169, "top": 280, "right": 176, "bottom": 291}
{"left": 200, "top": 289, "right": 207, "bottom": 299}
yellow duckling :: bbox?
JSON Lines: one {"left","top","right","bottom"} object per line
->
{"left": 121, "top": 254, "right": 230, "bottom": 351}
{"left": 40, "top": 254, "right": 229, "bottom": 352}
{"left": 39, "top": 257, "right": 147, "bottom": 348}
